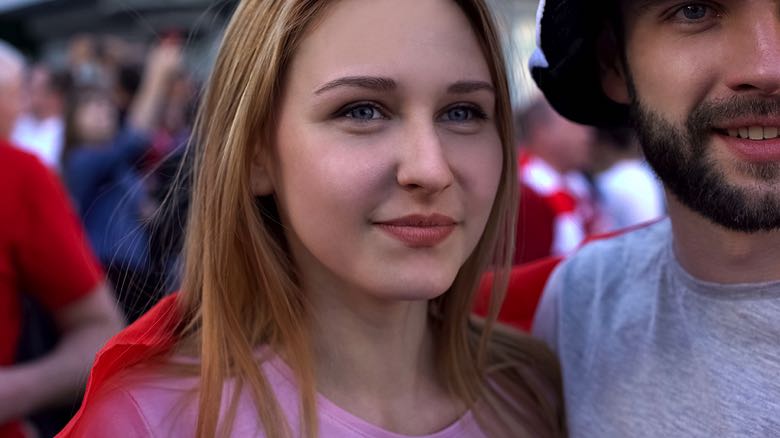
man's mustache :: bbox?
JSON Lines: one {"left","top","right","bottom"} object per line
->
{"left": 691, "top": 96, "right": 780, "bottom": 129}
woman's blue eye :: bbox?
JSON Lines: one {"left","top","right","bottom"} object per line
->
{"left": 442, "top": 105, "right": 486, "bottom": 123}
{"left": 448, "top": 107, "right": 471, "bottom": 122}
{"left": 344, "top": 104, "right": 382, "bottom": 121}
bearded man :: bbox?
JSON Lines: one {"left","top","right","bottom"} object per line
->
{"left": 530, "top": 1, "right": 780, "bottom": 437}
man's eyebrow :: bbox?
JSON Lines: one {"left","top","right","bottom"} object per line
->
{"left": 447, "top": 80, "right": 495, "bottom": 94}
{"left": 314, "top": 76, "right": 396, "bottom": 95}
{"left": 628, "top": 0, "right": 663, "bottom": 13}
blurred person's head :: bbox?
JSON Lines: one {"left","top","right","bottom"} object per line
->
{"left": 519, "top": 98, "right": 594, "bottom": 173}
{"left": 596, "top": 127, "right": 637, "bottom": 153}
{"left": 64, "top": 87, "right": 118, "bottom": 152}
{"left": 68, "top": 34, "right": 96, "bottom": 68}
{"left": 591, "top": 127, "right": 640, "bottom": 173}
{"left": 96, "top": 35, "right": 130, "bottom": 69}
{"left": 0, "top": 40, "right": 26, "bottom": 140}
{"left": 28, "top": 65, "right": 71, "bottom": 120}
{"left": 68, "top": 34, "right": 103, "bottom": 86}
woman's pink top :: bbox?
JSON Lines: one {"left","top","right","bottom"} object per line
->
{"left": 73, "top": 353, "right": 488, "bottom": 437}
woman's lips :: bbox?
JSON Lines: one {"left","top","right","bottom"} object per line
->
{"left": 375, "top": 214, "right": 457, "bottom": 248}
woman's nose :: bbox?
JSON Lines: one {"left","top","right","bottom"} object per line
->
{"left": 396, "top": 121, "right": 454, "bottom": 195}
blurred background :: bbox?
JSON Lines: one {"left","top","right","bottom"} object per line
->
{"left": 0, "top": 0, "right": 538, "bottom": 98}
{"left": 1, "top": 0, "right": 233, "bottom": 66}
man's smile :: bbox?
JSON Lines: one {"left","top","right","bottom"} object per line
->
{"left": 725, "top": 126, "right": 780, "bottom": 140}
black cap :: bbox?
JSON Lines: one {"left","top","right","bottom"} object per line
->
{"left": 529, "top": 0, "right": 628, "bottom": 127}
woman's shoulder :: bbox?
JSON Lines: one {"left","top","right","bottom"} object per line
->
{"left": 476, "top": 322, "right": 567, "bottom": 437}
{"left": 483, "top": 322, "right": 559, "bottom": 370}
{"left": 69, "top": 382, "right": 153, "bottom": 437}
{"left": 70, "top": 363, "right": 201, "bottom": 437}
{"left": 66, "top": 352, "right": 300, "bottom": 438}
{"left": 484, "top": 325, "right": 560, "bottom": 393}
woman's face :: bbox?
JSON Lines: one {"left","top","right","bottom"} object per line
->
{"left": 268, "top": 0, "right": 503, "bottom": 302}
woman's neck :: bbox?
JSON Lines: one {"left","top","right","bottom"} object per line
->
{"left": 306, "top": 284, "right": 464, "bottom": 434}
{"left": 311, "top": 292, "right": 433, "bottom": 392}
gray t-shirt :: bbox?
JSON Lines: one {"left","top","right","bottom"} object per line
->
{"left": 533, "top": 219, "right": 780, "bottom": 437}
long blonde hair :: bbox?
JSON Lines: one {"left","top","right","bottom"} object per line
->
{"left": 174, "top": 1, "right": 564, "bottom": 437}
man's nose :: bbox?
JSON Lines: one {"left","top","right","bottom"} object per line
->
{"left": 396, "top": 121, "right": 454, "bottom": 195}
{"left": 725, "top": 14, "right": 780, "bottom": 96}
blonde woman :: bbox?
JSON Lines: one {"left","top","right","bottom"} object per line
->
{"left": 60, "top": 0, "right": 564, "bottom": 437}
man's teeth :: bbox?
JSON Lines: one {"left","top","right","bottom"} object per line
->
{"left": 727, "top": 126, "right": 780, "bottom": 140}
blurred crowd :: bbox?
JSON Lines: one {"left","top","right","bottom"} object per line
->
{"left": 7, "top": 34, "right": 196, "bottom": 322}
{"left": 0, "top": 32, "right": 199, "bottom": 438}
{"left": 513, "top": 97, "right": 665, "bottom": 264}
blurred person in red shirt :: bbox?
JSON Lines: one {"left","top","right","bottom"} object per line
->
{"left": 515, "top": 98, "right": 607, "bottom": 263}
{"left": 0, "top": 40, "right": 124, "bottom": 438}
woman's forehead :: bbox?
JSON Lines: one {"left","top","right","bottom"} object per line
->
{"left": 288, "top": 0, "right": 492, "bottom": 92}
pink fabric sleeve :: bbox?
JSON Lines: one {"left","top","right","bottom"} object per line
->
{"left": 69, "top": 387, "right": 153, "bottom": 437}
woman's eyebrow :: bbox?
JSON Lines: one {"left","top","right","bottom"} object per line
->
{"left": 313, "top": 77, "right": 495, "bottom": 95}
{"left": 448, "top": 80, "right": 495, "bottom": 94}
{"left": 315, "top": 76, "right": 396, "bottom": 95}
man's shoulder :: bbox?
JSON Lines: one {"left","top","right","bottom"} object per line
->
{"left": 569, "top": 220, "right": 669, "bottom": 269}
{"left": 549, "top": 219, "right": 672, "bottom": 303}
{"left": 535, "top": 220, "right": 673, "bottom": 352}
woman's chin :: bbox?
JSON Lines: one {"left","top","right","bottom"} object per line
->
{"left": 368, "top": 272, "right": 459, "bottom": 302}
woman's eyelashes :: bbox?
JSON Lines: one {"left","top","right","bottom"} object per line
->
{"left": 337, "top": 102, "right": 388, "bottom": 122}
{"left": 332, "top": 101, "right": 489, "bottom": 125}
{"left": 439, "top": 104, "right": 488, "bottom": 123}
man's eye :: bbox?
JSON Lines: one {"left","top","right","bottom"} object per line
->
{"left": 673, "top": 4, "right": 716, "bottom": 22}
{"left": 681, "top": 5, "right": 707, "bottom": 19}
{"left": 342, "top": 104, "right": 383, "bottom": 121}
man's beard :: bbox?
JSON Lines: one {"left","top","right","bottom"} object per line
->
{"left": 631, "top": 96, "right": 780, "bottom": 232}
